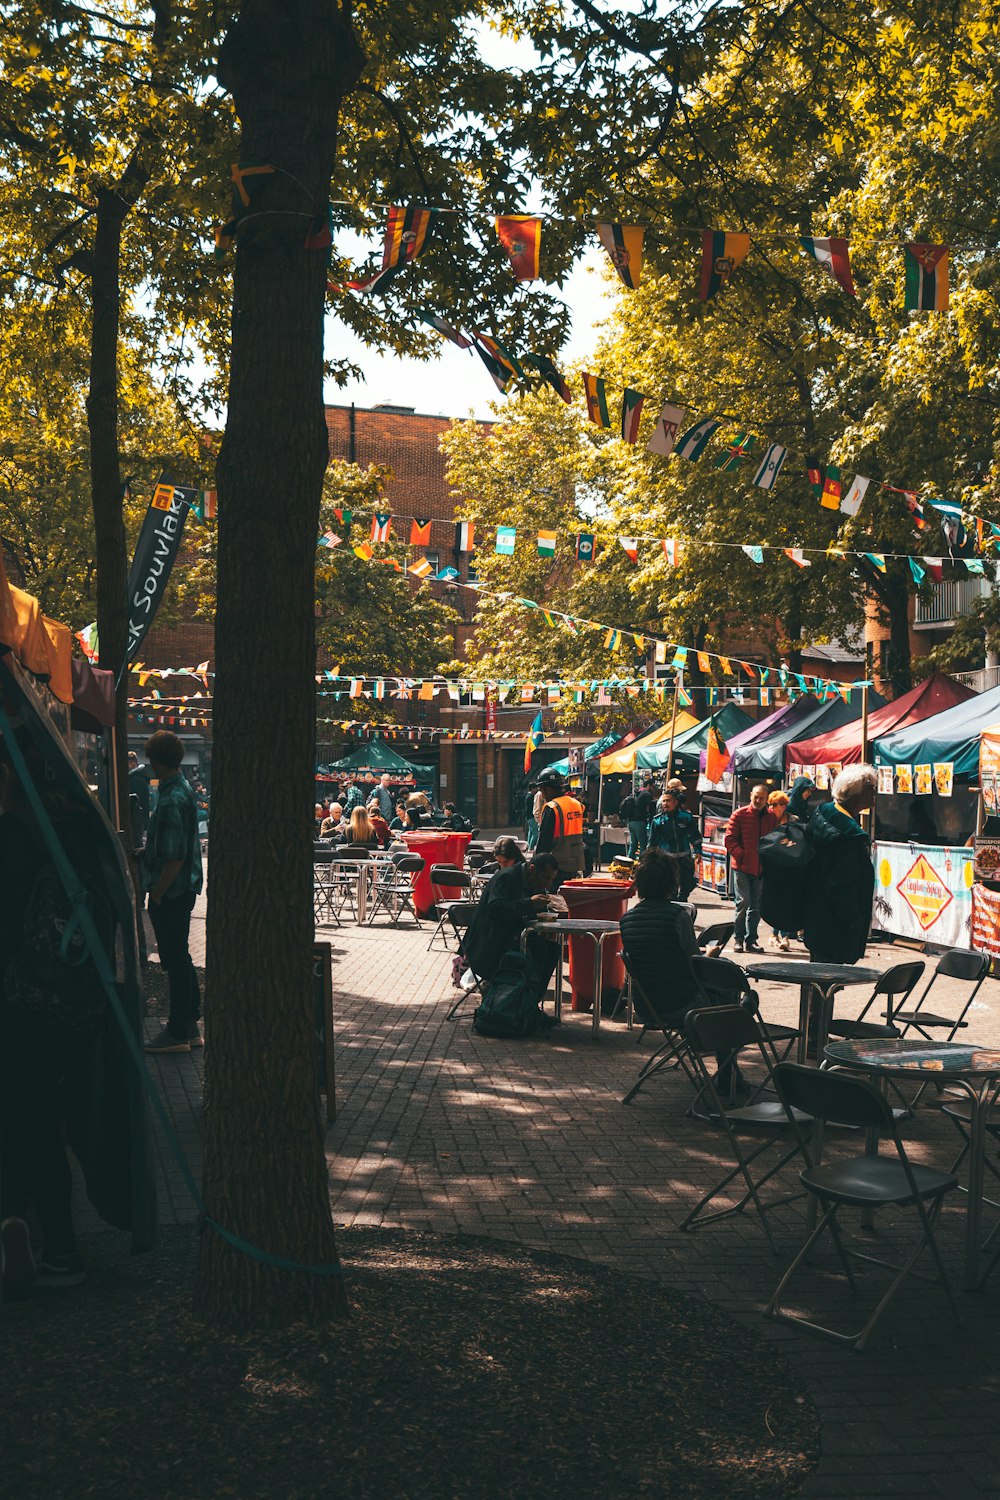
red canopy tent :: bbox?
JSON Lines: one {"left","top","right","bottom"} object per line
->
{"left": 785, "top": 672, "right": 974, "bottom": 771}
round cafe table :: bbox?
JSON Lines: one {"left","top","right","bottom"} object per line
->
{"left": 743, "top": 960, "right": 883, "bottom": 1063}
{"left": 825, "top": 1038, "right": 1000, "bottom": 1290}
{"left": 523, "top": 918, "right": 622, "bottom": 1038}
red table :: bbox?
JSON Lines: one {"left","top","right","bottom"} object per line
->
{"left": 402, "top": 830, "right": 472, "bottom": 916}
{"left": 560, "top": 878, "right": 631, "bottom": 1010}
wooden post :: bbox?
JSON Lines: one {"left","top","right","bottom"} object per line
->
{"left": 664, "top": 673, "right": 681, "bottom": 781}
{"left": 860, "top": 680, "right": 871, "bottom": 833}
{"left": 595, "top": 771, "right": 605, "bottom": 870}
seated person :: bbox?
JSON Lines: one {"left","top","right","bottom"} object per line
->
{"left": 493, "top": 837, "right": 525, "bottom": 869}
{"left": 403, "top": 797, "right": 425, "bottom": 830}
{"left": 319, "top": 802, "right": 345, "bottom": 841}
{"left": 619, "top": 850, "right": 700, "bottom": 1025}
{"left": 461, "top": 853, "right": 560, "bottom": 990}
{"left": 388, "top": 800, "right": 408, "bottom": 831}
{"left": 620, "top": 849, "right": 742, "bottom": 1088}
{"left": 366, "top": 798, "right": 391, "bottom": 848}
{"left": 344, "top": 807, "right": 380, "bottom": 849}
{"left": 440, "top": 800, "right": 469, "bottom": 832}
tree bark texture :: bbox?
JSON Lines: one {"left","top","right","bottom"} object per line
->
{"left": 197, "top": 2, "right": 364, "bottom": 1328}
{"left": 87, "top": 191, "right": 131, "bottom": 829}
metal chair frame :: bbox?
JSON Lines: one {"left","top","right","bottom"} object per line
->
{"left": 619, "top": 954, "right": 699, "bottom": 1106}
{"left": 893, "top": 949, "right": 991, "bottom": 1043}
{"left": 825, "top": 960, "right": 925, "bottom": 1043}
{"left": 426, "top": 864, "right": 474, "bottom": 950}
{"left": 312, "top": 852, "right": 342, "bottom": 926}
{"left": 766, "top": 1062, "right": 962, "bottom": 1350}
{"left": 678, "top": 1005, "right": 811, "bottom": 1254}
{"left": 690, "top": 954, "right": 801, "bottom": 1077}
{"left": 367, "top": 853, "right": 423, "bottom": 926}
{"left": 445, "top": 900, "right": 488, "bottom": 1020}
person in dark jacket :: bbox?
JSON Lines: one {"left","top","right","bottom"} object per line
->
{"left": 647, "top": 789, "right": 702, "bottom": 899}
{"left": 760, "top": 776, "right": 816, "bottom": 949}
{"left": 802, "top": 764, "right": 877, "bottom": 964}
{"left": 460, "top": 854, "right": 560, "bottom": 986}
{"left": 786, "top": 775, "right": 816, "bottom": 825}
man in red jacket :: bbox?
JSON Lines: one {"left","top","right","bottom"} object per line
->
{"left": 724, "top": 785, "right": 777, "bottom": 953}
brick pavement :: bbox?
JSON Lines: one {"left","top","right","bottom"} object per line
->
{"left": 131, "top": 885, "right": 1000, "bottom": 1497}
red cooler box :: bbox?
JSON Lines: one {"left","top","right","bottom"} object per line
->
{"left": 560, "top": 878, "right": 631, "bottom": 1011}
{"left": 402, "top": 830, "right": 472, "bottom": 916}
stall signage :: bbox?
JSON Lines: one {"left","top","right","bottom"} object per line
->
{"left": 874, "top": 841, "right": 973, "bottom": 947}
{"left": 896, "top": 852, "right": 953, "bottom": 931}
{"left": 972, "top": 883, "right": 1000, "bottom": 959}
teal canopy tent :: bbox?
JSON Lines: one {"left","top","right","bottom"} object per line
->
{"left": 635, "top": 703, "right": 755, "bottom": 772}
{"left": 545, "top": 729, "right": 629, "bottom": 778}
{"left": 873, "top": 682, "right": 1000, "bottom": 777}
{"left": 323, "top": 736, "right": 436, "bottom": 786}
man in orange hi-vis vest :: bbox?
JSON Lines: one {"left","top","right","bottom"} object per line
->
{"left": 534, "top": 768, "right": 585, "bottom": 879}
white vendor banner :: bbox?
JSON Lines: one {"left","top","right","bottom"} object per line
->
{"left": 873, "top": 841, "right": 974, "bottom": 948}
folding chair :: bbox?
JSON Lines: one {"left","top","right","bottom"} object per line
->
{"left": 426, "top": 864, "right": 473, "bottom": 950}
{"left": 766, "top": 1062, "right": 962, "bottom": 1350}
{"left": 367, "top": 853, "right": 423, "bottom": 926}
{"left": 826, "top": 960, "right": 925, "bottom": 1042}
{"left": 445, "top": 901, "right": 487, "bottom": 1020}
{"left": 312, "top": 850, "right": 341, "bottom": 926}
{"left": 620, "top": 953, "right": 700, "bottom": 1106}
{"left": 893, "top": 949, "right": 991, "bottom": 1042}
{"left": 466, "top": 849, "right": 490, "bottom": 872}
{"left": 696, "top": 921, "right": 734, "bottom": 957}
{"left": 690, "top": 954, "right": 800, "bottom": 1069}
{"left": 678, "top": 1006, "right": 811, "bottom": 1253}
{"left": 329, "top": 847, "right": 370, "bottom": 921}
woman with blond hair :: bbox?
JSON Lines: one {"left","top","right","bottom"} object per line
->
{"left": 762, "top": 790, "right": 795, "bottom": 950}
{"left": 345, "top": 806, "right": 379, "bottom": 849}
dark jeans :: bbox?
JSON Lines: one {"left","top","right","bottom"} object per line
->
{"left": 733, "top": 871, "right": 763, "bottom": 944}
{"left": 0, "top": 1022, "right": 78, "bottom": 1254}
{"left": 627, "top": 820, "right": 648, "bottom": 858}
{"left": 149, "top": 891, "right": 201, "bottom": 1037}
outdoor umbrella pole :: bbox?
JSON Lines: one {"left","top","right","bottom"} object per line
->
{"left": 596, "top": 771, "right": 604, "bottom": 871}
{"left": 664, "top": 674, "right": 681, "bottom": 781}
{"left": 860, "top": 680, "right": 870, "bottom": 833}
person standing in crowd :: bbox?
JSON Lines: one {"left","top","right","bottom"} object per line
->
{"left": 341, "top": 776, "right": 364, "bottom": 815}
{"left": 127, "top": 750, "right": 151, "bottom": 847}
{"left": 632, "top": 778, "right": 655, "bottom": 856}
{"left": 142, "top": 731, "right": 204, "bottom": 1054}
{"left": 524, "top": 784, "right": 539, "bottom": 850}
{"left": 534, "top": 768, "right": 585, "bottom": 880}
{"left": 724, "top": 784, "right": 776, "bottom": 954}
{"left": 441, "top": 801, "right": 470, "bottom": 832}
{"left": 761, "top": 790, "right": 795, "bottom": 951}
{"left": 530, "top": 783, "right": 545, "bottom": 850}
{"left": 617, "top": 786, "right": 640, "bottom": 860}
{"left": 787, "top": 775, "right": 816, "bottom": 827}
{"left": 802, "top": 765, "right": 877, "bottom": 964}
{"left": 648, "top": 787, "right": 702, "bottom": 899}
{"left": 373, "top": 773, "right": 394, "bottom": 821}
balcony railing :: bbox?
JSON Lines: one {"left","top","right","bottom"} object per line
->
{"left": 952, "top": 666, "right": 1000, "bottom": 693}
{"left": 913, "top": 575, "right": 990, "bottom": 628}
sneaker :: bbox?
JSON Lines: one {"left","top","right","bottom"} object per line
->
{"left": 144, "top": 1027, "right": 190, "bottom": 1054}
{"left": 187, "top": 1023, "right": 204, "bottom": 1048}
{"left": 35, "top": 1251, "right": 87, "bottom": 1290}
{"left": 1, "top": 1217, "right": 36, "bottom": 1300}
{"left": 777, "top": 935, "right": 791, "bottom": 952}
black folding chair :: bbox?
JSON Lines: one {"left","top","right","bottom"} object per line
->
{"left": 367, "top": 853, "right": 423, "bottom": 926}
{"left": 696, "top": 921, "right": 734, "bottom": 957}
{"left": 826, "top": 960, "right": 925, "bottom": 1042}
{"left": 766, "top": 1062, "right": 962, "bottom": 1350}
{"left": 893, "top": 949, "right": 991, "bottom": 1042}
{"left": 427, "top": 864, "right": 473, "bottom": 950}
{"left": 620, "top": 953, "right": 700, "bottom": 1106}
{"left": 690, "top": 954, "right": 800, "bottom": 1070}
{"left": 312, "top": 849, "right": 341, "bottom": 926}
{"left": 445, "top": 901, "right": 487, "bottom": 1020}
{"left": 678, "top": 1006, "right": 811, "bottom": 1253}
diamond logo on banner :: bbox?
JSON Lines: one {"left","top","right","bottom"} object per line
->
{"left": 896, "top": 853, "right": 954, "bottom": 931}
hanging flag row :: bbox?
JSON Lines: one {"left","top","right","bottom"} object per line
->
{"left": 326, "top": 198, "right": 955, "bottom": 312}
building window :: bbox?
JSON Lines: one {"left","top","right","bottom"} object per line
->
{"left": 424, "top": 551, "right": 440, "bottom": 575}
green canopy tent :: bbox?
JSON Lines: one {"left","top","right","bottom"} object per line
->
{"left": 321, "top": 736, "right": 436, "bottom": 787}
{"left": 545, "top": 729, "right": 630, "bottom": 779}
{"left": 635, "top": 703, "right": 756, "bottom": 772}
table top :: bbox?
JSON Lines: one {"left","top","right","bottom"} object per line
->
{"left": 744, "top": 961, "right": 883, "bottom": 987}
{"left": 527, "top": 918, "right": 621, "bottom": 936}
{"left": 825, "top": 1038, "right": 1000, "bottom": 1079}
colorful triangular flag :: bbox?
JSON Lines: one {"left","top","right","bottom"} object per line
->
{"left": 595, "top": 222, "right": 644, "bottom": 288}
{"left": 699, "top": 230, "right": 751, "bottom": 300}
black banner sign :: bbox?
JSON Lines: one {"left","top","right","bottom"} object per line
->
{"left": 122, "top": 480, "right": 192, "bottom": 675}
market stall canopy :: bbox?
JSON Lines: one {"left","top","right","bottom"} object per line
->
{"left": 636, "top": 703, "right": 755, "bottom": 771}
{"left": 598, "top": 712, "right": 699, "bottom": 776}
{"left": 70, "top": 659, "right": 116, "bottom": 733}
{"left": 981, "top": 722, "right": 1000, "bottom": 777}
{"left": 786, "top": 673, "right": 973, "bottom": 772}
{"left": 874, "top": 682, "right": 1000, "bottom": 777}
{"left": 734, "top": 689, "right": 884, "bottom": 777}
{"left": 322, "top": 737, "right": 436, "bottom": 786}
{"left": 546, "top": 728, "right": 632, "bottom": 778}
{"left": 697, "top": 695, "right": 823, "bottom": 777}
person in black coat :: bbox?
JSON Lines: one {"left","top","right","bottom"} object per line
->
{"left": 802, "top": 765, "right": 877, "bottom": 964}
{"left": 460, "top": 855, "right": 559, "bottom": 986}
{"left": 619, "top": 849, "right": 701, "bottom": 1023}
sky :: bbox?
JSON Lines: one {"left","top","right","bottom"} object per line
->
{"left": 322, "top": 248, "right": 619, "bottom": 421}
{"left": 321, "top": 20, "right": 620, "bottom": 422}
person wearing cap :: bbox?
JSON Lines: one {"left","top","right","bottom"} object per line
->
{"left": 534, "top": 769, "right": 585, "bottom": 879}
{"left": 648, "top": 787, "right": 702, "bottom": 899}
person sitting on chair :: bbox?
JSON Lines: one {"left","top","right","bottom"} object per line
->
{"left": 492, "top": 837, "right": 525, "bottom": 869}
{"left": 345, "top": 807, "right": 380, "bottom": 849}
{"left": 440, "top": 801, "right": 469, "bottom": 832}
{"left": 461, "top": 853, "right": 560, "bottom": 988}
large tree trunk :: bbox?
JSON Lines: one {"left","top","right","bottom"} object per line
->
{"left": 87, "top": 190, "right": 131, "bottom": 830}
{"left": 197, "top": 2, "right": 364, "bottom": 1329}
{"left": 885, "top": 569, "right": 913, "bottom": 695}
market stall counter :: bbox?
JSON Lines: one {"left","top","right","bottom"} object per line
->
{"left": 559, "top": 877, "right": 632, "bottom": 1011}
{"left": 402, "top": 829, "right": 472, "bottom": 916}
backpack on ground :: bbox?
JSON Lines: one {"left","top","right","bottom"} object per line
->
{"left": 472, "top": 951, "right": 558, "bottom": 1039}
